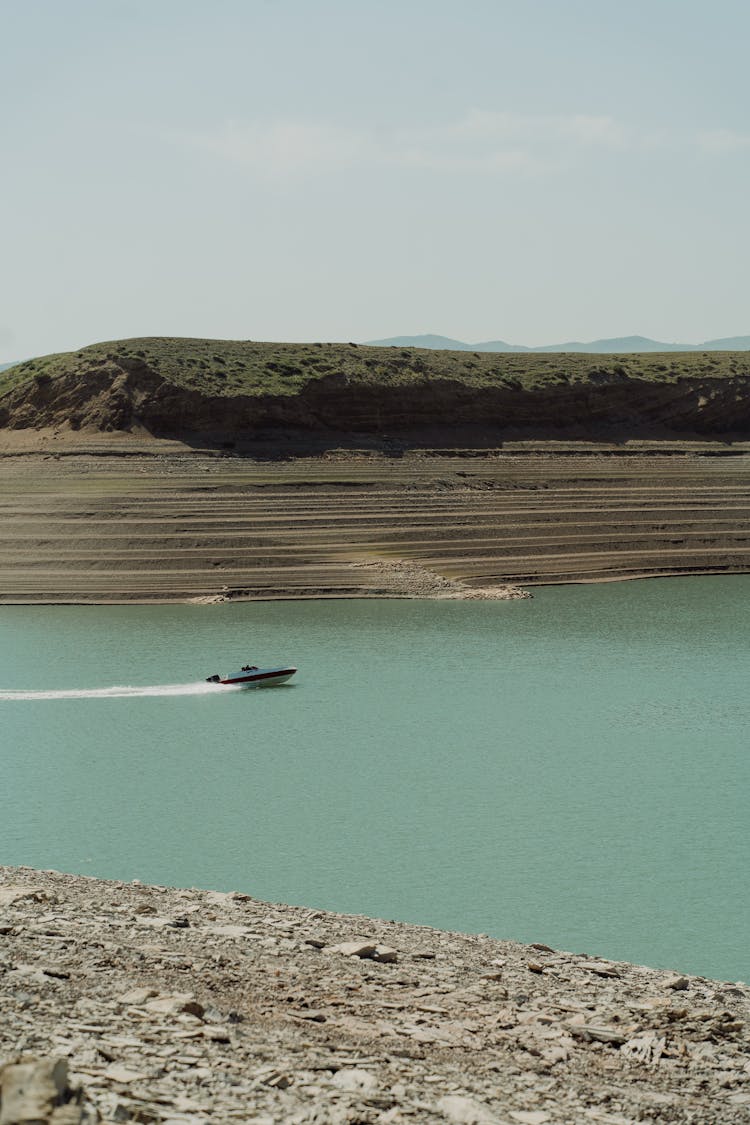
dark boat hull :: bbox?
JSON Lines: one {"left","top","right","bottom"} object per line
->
{"left": 206, "top": 666, "right": 296, "bottom": 688}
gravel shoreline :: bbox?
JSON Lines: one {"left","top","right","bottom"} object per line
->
{"left": 1, "top": 866, "right": 748, "bottom": 1123}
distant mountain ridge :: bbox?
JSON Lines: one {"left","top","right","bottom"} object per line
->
{"left": 366, "top": 333, "right": 750, "bottom": 353}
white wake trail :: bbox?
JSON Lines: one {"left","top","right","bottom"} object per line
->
{"left": 0, "top": 681, "right": 239, "bottom": 701}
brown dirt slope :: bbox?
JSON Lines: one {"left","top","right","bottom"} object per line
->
{"left": 1, "top": 866, "right": 748, "bottom": 1123}
{"left": 0, "top": 446, "right": 749, "bottom": 603}
{"left": 1, "top": 338, "right": 750, "bottom": 447}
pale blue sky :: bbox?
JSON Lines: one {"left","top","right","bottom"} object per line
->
{"left": 2, "top": 0, "right": 749, "bottom": 359}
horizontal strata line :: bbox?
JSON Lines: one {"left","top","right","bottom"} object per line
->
{"left": 3, "top": 516, "right": 749, "bottom": 533}
{"left": 1, "top": 533, "right": 746, "bottom": 554}
{"left": 2, "top": 497, "right": 750, "bottom": 512}
{"left": 0, "top": 566, "right": 369, "bottom": 577}
{"left": 1, "top": 517, "right": 748, "bottom": 541}
{"left": 3, "top": 551, "right": 749, "bottom": 578}
{"left": 468, "top": 568, "right": 750, "bottom": 583}
{"left": 4, "top": 495, "right": 750, "bottom": 508}
{"left": 3, "top": 480, "right": 750, "bottom": 492}
{"left": 6, "top": 470, "right": 749, "bottom": 482}
{"left": 4, "top": 483, "right": 750, "bottom": 498}
{"left": 6, "top": 485, "right": 749, "bottom": 500}
{"left": 6, "top": 482, "right": 750, "bottom": 495}
{"left": 5, "top": 528, "right": 750, "bottom": 547}
{"left": 424, "top": 546, "right": 750, "bottom": 565}
{"left": 3, "top": 486, "right": 750, "bottom": 500}
{"left": 2, "top": 534, "right": 749, "bottom": 560}
{"left": 5, "top": 467, "right": 749, "bottom": 478}
{"left": 3, "top": 504, "right": 750, "bottom": 524}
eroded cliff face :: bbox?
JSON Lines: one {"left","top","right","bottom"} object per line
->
{"left": 1, "top": 349, "right": 749, "bottom": 445}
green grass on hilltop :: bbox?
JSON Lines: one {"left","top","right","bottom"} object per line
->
{"left": 2, "top": 336, "right": 749, "bottom": 401}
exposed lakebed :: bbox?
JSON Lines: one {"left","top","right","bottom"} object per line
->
{"left": 1, "top": 577, "right": 748, "bottom": 982}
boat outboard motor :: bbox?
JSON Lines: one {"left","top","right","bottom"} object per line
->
{"left": 206, "top": 674, "right": 221, "bottom": 683}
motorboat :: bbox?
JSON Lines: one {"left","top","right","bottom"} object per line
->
{"left": 205, "top": 664, "right": 297, "bottom": 688}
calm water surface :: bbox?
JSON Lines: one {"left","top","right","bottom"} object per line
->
{"left": 1, "top": 577, "right": 748, "bottom": 982}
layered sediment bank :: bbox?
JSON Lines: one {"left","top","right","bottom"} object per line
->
{"left": 0, "top": 443, "right": 749, "bottom": 603}
{"left": 1, "top": 866, "right": 748, "bottom": 1123}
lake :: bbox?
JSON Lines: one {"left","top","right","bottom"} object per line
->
{"left": 1, "top": 577, "right": 748, "bottom": 983}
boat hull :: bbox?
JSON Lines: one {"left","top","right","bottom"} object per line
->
{"left": 215, "top": 666, "right": 296, "bottom": 688}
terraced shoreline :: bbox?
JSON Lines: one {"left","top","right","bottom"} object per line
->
{"left": 1, "top": 438, "right": 749, "bottom": 603}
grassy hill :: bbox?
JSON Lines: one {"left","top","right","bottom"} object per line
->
{"left": 3, "top": 335, "right": 747, "bottom": 394}
{"left": 1, "top": 336, "right": 749, "bottom": 446}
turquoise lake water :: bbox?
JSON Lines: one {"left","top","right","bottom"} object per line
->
{"left": 1, "top": 578, "right": 748, "bottom": 983}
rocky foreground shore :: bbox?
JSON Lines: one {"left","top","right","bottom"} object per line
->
{"left": 1, "top": 868, "right": 748, "bottom": 1124}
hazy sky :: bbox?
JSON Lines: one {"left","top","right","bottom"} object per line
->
{"left": 2, "top": 0, "right": 749, "bottom": 359}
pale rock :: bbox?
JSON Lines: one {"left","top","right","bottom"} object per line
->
{"left": 0, "top": 886, "right": 44, "bottom": 907}
{"left": 208, "top": 924, "right": 252, "bottom": 938}
{"left": 639, "top": 1090, "right": 678, "bottom": 1104}
{"left": 205, "top": 890, "right": 237, "bottom": 906}
{"left": 621, "top": 1031, "right": 666, "bottom": 1063}
{"left": 580, "top": 962, "right": 621, "bottom": 979}
{"left": 144, "top": 993, "right": 205, "bottom": 1018}
{"left": 7, "top": 963, "right": 51, "bottom": 985}
{"left": 0, "top": 1056, "right": 69, "bottom": 1124}
{"left": 172, "top": 1095, "right": 209, "bottom": 1112}
{"left": 373, "top": 944, "right": 398, "bottom": 963}
{"left": 137, "top": 915, "right": 183, "bottom": 929}
{"left": 510, "top": 1112, "right": 551, "bottom": 1124}
{"left": 541, "top": 1043, "right": 570, "bottom": 1065}
{"left": 103, "top": 1064, "right": 148, "bottom": 1084}
{"left": 662, "top": 974, "right": 690, "bottom": 990}
{"left": 569, "top": 1024, "right": 626, "bottom": 1045}
{"left": 436, "top": 1094, "right": 500, "bottom": 1124}
{"left": 119, "top": 987, "right": 158, "bottom": 1005}
{"left": 262, "top": 1070, "right": 293, "bottom": 1089}
{"left": 327, "top": 939, "right": 397, "bottom": 962}
{"left": 329, "top": 941, "right": 378, "bottom": 959}
{"left": 332, "top": 1067, "right": 379, "bottom": 1094}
